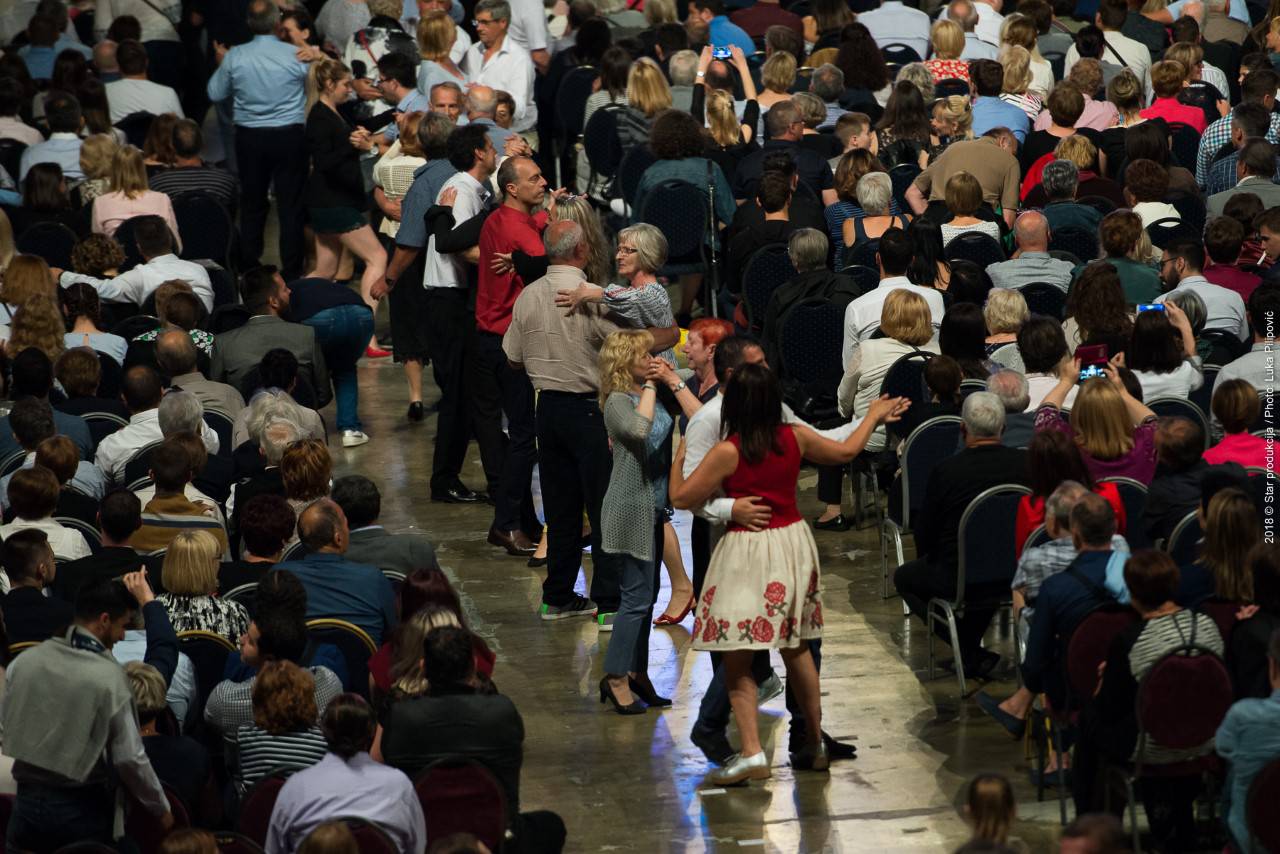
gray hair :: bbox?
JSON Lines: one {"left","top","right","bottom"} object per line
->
{"left": 468, "top": 86, "right": 498, "bottom": 116}
{"left": 668, "top": 50, "right": 699, "bottom": 87}
{"left": 855, "top": 172, "right": 892, "bottom": 215}
{"left": 261, "top": 417, "right": 301, "bottom": 465}
{"left": 430, "top": 81, "right": 463, "bottom": 101}
{"left": 788, "top": 228, "right": 828, "bottom": 272}
{"left": 811, "top": 64, "right": 844, "bottom": 102}
{"left": 245, "top": 389, "right": 308, "bottom": 445}
{"left": 544, "top": 220, "right": 585, "bottom": 260}
{"left": 985, "top": 369, "right": 1030, "bottom": 413}
{"left": 417, "top": 111, "right": 453, "bottom": 155}
{"left": 246, "top": 0, "right": 281, "bottom": 34}
{"left": 1041, "top": 159, "right": 1079, "bottom": 202}
{"left": 475, "top": 0, "right": 511, "bottom": 20}
{"left": 617, "top": 224, "right": 668, "bottom": 274}
{"left": 1163, "top": 290, "right": 1206, "bottom": 335}
{"left": 896, "top": 63, "right": 936, "bottom": 101}
{"left": 791, "top": 91, "right": 826, "bottom": 128}
{"left": 158, "top": 390, "right": 204, "bottom": 436}
{"left": 764, "top": 100, "right": 800, "bottom": 138}
{"left": 961, "top": 391, "right": 1006, "bottom": 438}
{"left": 1045, "top": 480, "right": 1088, "bottom": 531}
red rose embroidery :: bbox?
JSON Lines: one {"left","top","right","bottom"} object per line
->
{"left": 810, "top": 602, "right": 824, "bottom": 629}
{"left": 806, "top": 572, "right": 819, "bottom": 597}
{"left": 751, "top": 617, "right": 774, "bottom": 643}
{"left": 779, "top": 617, "right": 796, "bottom": 641}
{"left": 704, "top": 586, "right": 717, "bottom": 608}
{"left": 702, "top": 618, "right": 719, "bottom": 643}
{"left": 764, "top": 582, "right": 786, "bottom": 606}
{"left": 691, "top": 617, "right": 702, "bottom": 639}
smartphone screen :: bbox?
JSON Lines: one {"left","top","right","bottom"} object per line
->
{"left": 711, "top": 46, "right": 731, "bottom": 58}
{"left": 1075, "top": 343, "right": 1109, "bottom": 384}
{"left": 1136, "top": 303, "right": 1165, "bottom": 313}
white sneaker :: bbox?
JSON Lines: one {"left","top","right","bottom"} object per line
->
{"left": 341, "top": 430, "right": 369, "bottom": 448}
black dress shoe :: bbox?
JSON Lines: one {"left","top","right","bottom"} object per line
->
{"left": 407, "top": 401, "right": 424, "bottom": 422}
{"left": 527, "top": 555, "right": 548, "bottom": 568}
{"left": 691, "top": 724, "right": 734, "bottom": 764}
{"left": 789, "top": 729, "right": 857, "bottom": 759}
{"left": 431, "top": 484, "right": 486, "bottom": 503}
{"left": 488, "top": 526, "right": 537, "bottom": 556}
{"left": 812, "top": 514, "right": 850, "bottom": 531}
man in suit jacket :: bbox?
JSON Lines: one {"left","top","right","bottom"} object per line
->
{"left": 332, "top": 475, "right": 437, "bottom": 575}
{"left": 158, "top": 331, "right": 246, "bottom": 418}
{"left": 210, "top": 267, "right": 331, "bottom": 407}
{"left": 987, "top": 370, "right": 1036, "bottom": 448}
{"left": 894, "top": 391, "right": 1031, "bottom": 677}
{"left": 1207, "top": 140, "right": 1280, "bottom": 218}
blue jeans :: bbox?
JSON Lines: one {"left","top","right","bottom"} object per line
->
{"left": 9, "top": 781, "right": 115, "bottom": 852}
{"left": 602, "top": 523, "right": 662, "bottom": 675}
{"left": 304, "top": 305, "right": 374, "bottom": 431}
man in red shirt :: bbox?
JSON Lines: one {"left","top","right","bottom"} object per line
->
{"left": 473, "top": 155, "right": 556, "bottom": 556}
{"left": 1138, "top": 59, "right": 1209, "bottom": 133}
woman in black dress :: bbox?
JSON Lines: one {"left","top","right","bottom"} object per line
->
{"left": 304, "top": 58, "right": 388, "bottom": 356}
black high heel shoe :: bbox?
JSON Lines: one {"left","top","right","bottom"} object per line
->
{"left": 629, "top": 675, "right": 672, "bottom": 707}
{"left": 598, "top": 677, "right": 646, "bottom": 715}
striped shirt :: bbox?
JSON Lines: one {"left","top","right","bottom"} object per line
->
{"left": 233, "top": 724, "right": 328, "bottom": 795}
{"left": 149, "top": 166, "right": 240, "bottom": 213}
{"left": 602, "top": 282, "right": 676, "bottom": 364}
{"left": 1129, "top": 610, "right": 1223, "bottom": 764}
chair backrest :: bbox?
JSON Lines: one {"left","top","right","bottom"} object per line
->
{"left": 1164, "top": 509, "right": 1203, "bottom": 567}
{"left": 988, "top": 343, "right": 1024, "bottom": 373}
{"left": 1076, "top": 195, "right": 1116, "bottom": 216}
{"left": 222, "top": 582, "right": 258, "bottom": 615}
{"left": 1047, "top": 225, "right": 1099, "bottom": 262}
{"left": 177, "top": 630, "right": 234, "bottom": 712}
{"left": 54, "top": 517, "right": 102, "bottom": 553}
{"left": 1146, "top": 216, "right": 1198, "bottom": 250}
{"left": 934, "top": 77, "right": 969, "bottom": 98}
{"left": 778, "top": 298, "right": 843, "bottom": 385}
{"left": 121, "top": 440, "right": 164, "bottom": 485}
{"left": 1042, "top": 49, "right": 1066, "bottom": 79}
{"left": 637, "top": 180, "right": 709, "bottom": 261}
{"left": 1165, "top": 124, "right": 1201, "bottom": 176}
{"left": 958, "top": 379, "right": 987, "bottom": 398}
{"left": 281, "top": 541, "right": 307, "bottom": 562}
{"left": 305, "top": 619, "right": 376, "bottom": 696}
{"left": 1017, "top": 282, "right": 1066, "bottom": 320}
{"left": 845, "top": 240, "right": 880, "bottom": 271}
{"left": 957, "top": 484, "right": 1031, "bottom": 595}
{"left": 339, "top": 818, "right": 399, "bottom": 854}
{"left": 554, "top": 65, "right": 598, "bottom": 138}
{"left": 80, "top": 411, "right": 129, "bottom": 433}
{"left": 126, "top": 784, "right": 190, "bottom": 854}
{"left": 1065, "top": 605, "right": 1138, "bottom": 703}
{"left": 839, "top": 264, "right": 879, "bottom": 296}
{"left": 172, "top": 192, "right": 235, "bottom": 270}
{"left": 112, "top": 314, "right": 160, "bottom": 342}
{"left": 1147, "top": 396, "right": 1210, "bottom": 447}
{"left": 0, "top": 449, "right": 26, "bottom": 477}
{"left": 237, "top": 773, "right": 291, "bottom": 845}
{"left": 8, "top": 640, "right": 38, "bottom": 658}
{"left": 1021, "top": 524, "right": 1050, "bottom": 553}
{"left": 203, "top": 408, "right": 235, "bottom": 455}
{"left": 881, "top": 43, "right": 922, "bottom": 64}
{"left": 945, "top": 232, "right": 1006, "bottom": 267}
{"left": 1136, "top": 645, "right": 1232, "bottom": 753}
{"left": 879, "top": 350, "right": 935, "bottom": 406}
{"left": 898, "top": 416, "right": 963, "bottom": 528}
{"left": 1167, "top": 189, "right": 1207, "bottom": 235}
{"left": 741, "top": 244, "right": 797, "bottom": 330}
{"left": 1189, "top": 364, "right": 1219, "bottom": 416}
{"left": 1098, "top": 476, "right": 1149, "bottom": 548}
{"left": 415, "top": 758, "right": 508, "bottom": 852}
{"left": 114, "top": 111, "right": 156, "bottom": 148}
{"left": 581, "top": 107, "right": 623, "bottom": 179}
{"left": 0, "top": 139, "right": 26, "bottom": 179}
{"left": 1197, "top": 599, "right": 1239, "bottom": 644}
{"left": 16, "top": 221, "right": 79, "bottom": 270}
{"left": 1247, "top": 757, "right": 1280, "bottom": 853}
{"left": 617, "top": 145, "right": 656, "bottom": 207}
{"left": 888, "top": 162, "right": 920, "bottom": 211}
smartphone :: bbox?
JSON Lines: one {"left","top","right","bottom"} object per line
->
{"left": 711, "top": 45, "right": 731, "bottom": 58}
{"left": 1075, "top": 343, "right": 1109, "bottom": 384}
{"left": 1136, "top": 303, "right": 1165, "bottom": 313}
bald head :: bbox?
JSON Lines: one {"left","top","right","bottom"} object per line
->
{"left": 1014, "top": 211, "right": 1050, "bottom": 252}
{"left": 155, "top": 330, "right": 199, "bottom": 377}
{"left": 468, "top": 85, "right": 497, "bottom": 118}
{"left": 93, "top": 40, "right": 118, "bottom": 74}
{"left": 298, "top": 498, "right": 348, "bottom": 553}
{"left": 544, "top": 220, "right": 586, "bottom": 265}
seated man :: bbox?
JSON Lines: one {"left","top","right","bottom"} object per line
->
{"left": 112, "top": 589, "right": 197, "bottom": 729}
{"left": 58, "top": 216, "right": 215, "bottom": 311}
{"left": 760, "top": 228, "right": 860, "bottom": 363}
{"left": 54, "top": 490, "right": 162, "bottom": 600}
{"left": 977, "top": 491, "right": 1128, "bottom": 738}
{"left": 0, "top": 466, "right": 91, "bottom": 561}
{"left": 331, "top": 475, "right": 436, "bottom": 576}
{"left": 1, "top": 529, "right": 73, "bottom": 642}
{"left": 1217, "top": 627, "right": 1280, "bottom": 852}
{"left": 0, "top": 397, "right": 105, "bottom": 506}
{"left": 1201, "top": 216, "right": 1261, "bottom": 302}
{"left": 95, "top": 372, "right": 219, "bottom": 483}
{"left": 986, "top": 211, "right": 1076, "bottom": 292}
{"left": 266, "top": 695, "right": 426, "bottom": 854}
{"left": 381, "top": 626, "right": 566, "bottom": 853}
{"left": 130, "top": 439, "right": 229, "bottom": 556}
{"left": 132, "top": 432, "right": 229, "bottom": 529}
{"left": 0, "top": 348, "right": 93, "bottom": 460}
{"left": 24, "top": 436, "right": 103, "bottom": 529}
{"left": 986, "top": 370, "right": 1034, "bottom": 448}
{"left": 1040, "top": 160, "right": 1103, "bottom": 235}
{"left": 274, "top": 500, "right": 397, "bottom": 645}
{"left": 220, "top": 493, "right": 295, "bottom": 592}
{"left": 157, "top": 330, "right": 246, "bottom": 417}
{"left": 53, "top": 347, "right": 131, "bottom": 448}
{"left": 893, "top": 392, "right": 1031, "bottom": 677}
{"left": 1142, "top": 416, "right": 1244, "bottom": 545}
{"left": 148, "top": 119, "right": 239, "bottom": 214}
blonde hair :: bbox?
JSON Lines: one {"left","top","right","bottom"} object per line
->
{"left": 307, "top": 57, "right": 350, "bottom": 112}
{"left": 161, "top": 529, "right": 222, "bottom": 596}
{"left": 0, "top": 209, "right": 13, "bottom": 276}
{"left": 706, "top": 88, "right": 741, "bottom": 147}
{"left": 761, "top": 52, "right": 797, "bottom": 94}
{"left": 1071, "top": 378, "right": 1135, "bottom": 460}
{"left": 644, "top": 0, "right": 676, "bottom": 25}
{"left": 627, "top": 58, "right": 672, "bottom": 118}
{"left": 983, "top": 288, "right": 1030, "bottom": 334}
{"left": 934, "top": 95, "right": 974, "bottom": 138}
{"left": 880, "top": 289, "right": 934, "bottom": 346}
{"left": 125, "top": 661, "right": 169, "bottom": 718}
{"left": 931, "top": 19, "right": 965, "bottom": 60}
{"left": 1055, "top": 133, "right": 1098, "bottom": 171}
{"left": 1164, "top": 42, "right": 1203, "bottom": 78}
{"left": 7, "top": 294, "right": 65, "bottom": 361}
{"left": 108, "top": 145, "right": 148, "bottom": 199}
{"left": 1203, "top": 488, "right": 1261, "bottom": 602}
{"left": 0, "top": 254, "right": 54, "bottom": 306}
{"left": 1001, "top": 14, "right": 1043, "bottom": 58}
{"left": 399, "top": 112, "right": 427, "bottom": 158}
{"left": 999, "top": 44, "right": 1034, "bottom": 95}
{"left": 597, "top": 329, "right": 654, "bottom": 407}
{"left": 79, "top": 133, "right": 118, "bottom": 181}
{"left": 390, "top": 607, "right": 463, "bottom": 696}
{"left": 551, "top": 196, "right": 612, "bottom": 287}
{"left": 416, "top": 10, "right": 456, "bottom": 62}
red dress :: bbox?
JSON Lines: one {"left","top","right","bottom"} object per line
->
{"left": 692, "top": 426, "right": 824, "bottom": 651}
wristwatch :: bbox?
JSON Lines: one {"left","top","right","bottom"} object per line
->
{"left": 696, "top": 71, "right": 706, "bottom": 78}
{"left": 671, "top": 380, "right": 687, "bottom": 393}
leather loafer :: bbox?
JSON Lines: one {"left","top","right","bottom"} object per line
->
{"left": 488, "top": 526, "right": 537, "bottom": 556}
{"left": 431, "top": 485, "right": 487, "bottom": 504}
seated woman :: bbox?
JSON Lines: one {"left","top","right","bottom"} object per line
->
{"left": 1228, "top": 543, "right": 1280, "bottom": 699}
{"left": 754, "top": 51, "right": 796, "bottom": 114}
{"left": 803, "top": 0, "right": 854, "bottom": 49}
{"left": 1001, "top": 15, "right": 1054, "bottom": 100}
{"left": 71, "top": 134, "right": 119, "bottom": 210}
{"left": 997, "top": 45, "right": 1043, "bottom": 121}
{"left": 793, "top": 93, "right": 841, "bottom": 160}
{"left": 6, "top": 294, "right": 67, "bottom": 364}
{"left": 1206, "top": 380, "right": 1269, "bottom": 468}
{"left": 1063, "top": 261, "right": 1134, "bottom": 351}
{"left": 10, "top": 163, "right": 83, "bottom": 238}
{"left": 940, "top": 302, "right": 996, "bottom": 379}
{"left": 60, "top": 283, "right": 127, "bottom": 365}
{"left": 1036, "top": 356, "right": 1159, "bottom": 483}
{"left": 234, "top": 660, "right": 328, "bottom": 798}
{"left": 68, "top": 233, "right": 125, "bottom": 289}
{"left": 930, "top": 95, "right": 974, "bottom": 162}
{"left": 887, "top": 353, "right": 963, "bottom": 445}
{"left": 156, "top": 530, "right": 251, "bottom": 642}
{"left": 141, "top": 113, "right": 178, "bottom": 176}
{"left": 940, "top": 172, "right": 1001, "bottom": 247}
{"left": 91, "top": 145, "right": 181, "bottom": 250}
{"left": 1177, "top": 485, "right": 1261, "bottom": 608}
{"left": 1014, "top": 429, "right": 1126, "bottom": 558}
{"left": 127, "top": 282, "right": 214, "bottom": 360}
{"left": 874, "top": 81, "right": 937, "bottom": 171}
{"left": 842, "top": 173, "right": 910, "bottom": 258}
{"left": 1126, "top": 300, "right": 1203, "bottom": 399}
{"left": 825, "top": 150, "right": 889, "bottom": 269}
{"left": 126, "top": 661, "right": 209, "bottom": 811}
{"left": 923, "top": 19, "right": 971, "bottom": 85}
{"left": 1072, "top": 550, "right": 1223, "bottom": 848}
{"left": 693, "top": 45, "right": 760, "bottom": 177}
{"left": 281, "top": 438, "right": 332, "bottom": 521}
{"left": 0, "top": 466, "right": 91, "bottom": 562}
{"left": 983, "top": 288, "right": 1029, "bottom": 356}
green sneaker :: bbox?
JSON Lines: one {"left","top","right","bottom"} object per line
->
{"left": 597, "top": 612, "right": 617, "bottom": 632}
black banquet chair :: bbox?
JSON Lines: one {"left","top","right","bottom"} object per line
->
{"left": 1048, "top": 226, "right": 1098, "bottom": 262}
{"left": 172, "top": 192, "right": 236, "bottom": 272}
{"left": 741, "top": 244, "right": 796, "bottom": 331}
{"left": 945, "top": 231, "right": 1005, "bottom": 267}
{"left": 1018, "top": 283, "right": 1067, "bottom": 320}
{"left": 636, "top": 180, "right": 710, "bottom": 282}
{"left": 16, "top": 221, "right": 78, "bottom": 270}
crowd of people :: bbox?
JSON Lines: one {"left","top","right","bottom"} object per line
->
{"left": 0, "top": 0, "right": 1278, "bottom": 848}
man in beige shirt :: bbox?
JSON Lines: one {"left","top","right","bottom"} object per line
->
{"left": 503, "top": 220, "right": 677, "bottom": 627}
{"left": 905, "top": 130, "right": 1021, "bottom": 228}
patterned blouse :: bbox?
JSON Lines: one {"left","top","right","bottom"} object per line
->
{"left": 924, "top": 59, "right": 971, "bottom": 84}
{"left": 157, "top": 593, "right": 250, "bottom": 645}
{"left": 134, "top": 328, "right": 215, "bottom": 357}
{"left": 1001, "top": 92, "right": 1043, "bottom": 122}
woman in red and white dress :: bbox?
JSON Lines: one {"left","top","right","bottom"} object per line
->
{"left": 671, "top": 364, "right": 908, "bottom": 785}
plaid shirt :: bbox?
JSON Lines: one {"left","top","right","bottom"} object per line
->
{"left": 1012, "top": 534, "right": 1130, "bottom": 602}
{"left": 204, "top": 666, "right": 343, "bottom": 744}
{"left": 1196, "top": 112, "right": 1280, "bottom": 188}
{"left": 1206, "top": 152, "right": 1280, "bottom": 197}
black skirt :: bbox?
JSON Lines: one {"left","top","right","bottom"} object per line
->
{"left": 388, "top": 251, "right": 430, "bottom": 363}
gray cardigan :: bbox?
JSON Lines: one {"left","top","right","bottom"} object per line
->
{"left": 600, "top": 392, "right": 671, "bottom": 561}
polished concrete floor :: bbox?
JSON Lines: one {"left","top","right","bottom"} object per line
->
{"left": 319, "top": 355, "right": 1078, "bottom": 853}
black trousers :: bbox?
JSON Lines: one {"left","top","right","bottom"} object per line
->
{"left": 691, "top": 515, "right": 712, "bottom": 600}
{"left": 817, "top": 464, "right": 844, "bottom": 505}
{"left": 510, "top": 809, "right": 567, "bottom": 854}
{"left": 234, "top": 124, "right": 307, "bottom": 278}
{"left": 535, "top": 391, "right": 619, "bottom": 611}
{"left": 425, "top": 288, "right": 476, "bottom": 493}
{"left": 893, "top": 558, "right": 997, "bottom": 665}
{"left": 471, "top": 331, "right": 539, "bottom": 534}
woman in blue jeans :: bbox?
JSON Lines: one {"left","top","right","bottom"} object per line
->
{"left": 287, "top": 277, "right": 375, "bottom": 447}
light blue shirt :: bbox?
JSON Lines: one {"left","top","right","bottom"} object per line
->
{"left": 113, "top": 630, "right": 199, "bottom": 727}
{"left": 468, "top": 116, "right": 514, "bottom": 151}
{"left": 708, "top": 16, "right": 755, "bottom": 55}
{"left": 960, "top": 32, "right": 1000, "bottom": 60}
{"left": 18, "top": 133, "right": 83, "bottom": 182}
{"left": 206, "top": 35, "right": 309, "bottom": 128}
{"left": 1166, "top": 0, "right": 1248, "bottom": 24}
{"left": 0, "top": 453, "right": 108, "bottom": 507}
{"left": 1217, "top": 689, "right": 1280, "bottom": 848}
{"left": 972, "top": 95, "right": 1030, "bottom": 143}
{"left": 384, "top": 89, "right": 429, "bottom": 142}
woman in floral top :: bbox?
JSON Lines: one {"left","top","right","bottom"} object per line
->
{"left": 923, "top": 20, "right": 972, "bottom": 86}
{"left": 157, "top": 529, "right": 250, "bottom": 644}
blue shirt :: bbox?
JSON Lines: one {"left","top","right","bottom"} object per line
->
{"left": 207, "top": 35, "right": 309, "bottom": 128}
{"left": 972, "top": 96, "right": 1030, "bottom": 144}
{"left": 395, "top": 159, "right": 457, "bottom": 249}
{"left": 1217, "top": 689, "right": 1280, "bottom": 848}
{"left": 468, "top": 117, "right": 515, "bottom": 152}
{"left": 18, "top": 133, "right": 83, "bottom": 182}
{"left": 272, "top": 553, "right": 398, "bottom": 645}
{"left": 1166, "top": 0, "right": 1249, "bottom": 25}
{"left": 0, "top": 408, "right": 93, "bottom": 461}
{"left": 708, "top": 16, "right": 755, "bottom": 55}
{"left": 384, "top": 89, "right": 429, "bottom": 142}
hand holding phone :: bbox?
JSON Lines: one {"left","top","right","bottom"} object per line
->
{"left": 711, "top": 45, "right": 731, "bottom": 59}
{"left": 1075, "top": 344, "right": 1109, "bottom": 384}
{"left": 1136, "top": 303, "right": 1165, "bottom": 313}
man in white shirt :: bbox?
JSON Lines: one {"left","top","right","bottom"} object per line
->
{"left": 841, "top": 228, "right": 945, "bottom": 365}
{"left": 942, "top": 0, "right": 1003, "bottom": 48}
{"left": 1063, "top": 0, "right": 1152, "bottom": 94}
{"left": 462, "top": 0, "right": 537, "bottom": 133}
{"left": 857, "top": 0, "right": 931, "bottom": 59}
{"left": 95, "top": 373, "right": 220, "bottom": 484}
{"left": 503, "top": 0, "right": 550, "bottom": 72}
{"left": 56, "top": 216, "right": 213, "bottom": 312}
{"left": 104, "top": 39, "right": 183, "bottom": 124}
{"left": 1154, "top": 237, "right": 1249, "bottom": 341}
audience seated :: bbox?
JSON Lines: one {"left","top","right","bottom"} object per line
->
{"left": 124, "top": 661, "right": 209, "bottom": 811}
{"left": 232, "top": 659, "right": 328, "bottom": 798}
{"left": 54, "top": 489, "right": 161, "bottom": 600}
{"left": 124, "top": 283, "right": 216, "bottom": 372}
{"left": 157, "top": 330, "right": 246, "bottom": 417}
{"left": 0, "top": 347, "right": 93, "bottom": 460}
{"left": 986, "top": 211, "right": 1074, "bottom": 292}
{"left": 1015, "top": 430, "right": 1126, "bottom": 556}
{"left": 841, "top": 227, "right": 945, "bottom": 361}
{"left": 1126, "top": 301, "right": 1203, "bottom": 399}
{"left": 1035, "top": 362, "right": 1158, "bottom": 483}
{"left": 221, "top": 493, "right": 294, "bottom": 592}
{"left": 59, "top": 215, "right": 213, "bottom": 311}
{"left": 1201, "top": 216, "right": 1262, "bottom": 302}
{"left": 131, "top": 439, "right": 229, "bottom": 555}
{"left": 986, "top": 370, "right": 1034, "bottom": 448}
{"left": 888, "top": 354, "right": 965, "bottom": 443}
{"left": 1177, "top": 483, "right": 1260, "bottom": 607}
{"left": 1154, "top": 238, "right": 1249, "bottom": 342}
{"left": 1, "top": 529, "right": 73, "bottom": 641}
{"left": 0, "top": 465, "right": 91, "bottom": 560}
{"left": 229, "top": 416, "right": 298, "bottom": 550}
{"left": 0, "top": 397, "right": 105, "bottom": 507}
{"left": 1206, "top": 380, "right": 1269, "bottom": 468}
{"left": 1088, "top": 211, "right": 1161, "bottom": 306}
{"left": 1213, "top": 287, "right": 1280, "bottom": 429}
{"left": 1143, "top": 417, "right": 1245, "bottom": 544}
{"left": 331, "top": 475, "right": 436, "bottom": 576}
{"left": 1016, "top": 317, "right": 1077, "bottom": 411}
{"left": 232, "top": 368, "right": 328, "bottom": 450}
{"left": 94, "top": 369, "right": 219, "bottom": 483}
{"left": 131, "top": 429, "right": 235, "bottom": 508}
{"left": 20, "top": 435, "right": 103, "bottom": 529}
{"left": 1039, "top": 159, "right": 1103, "bottom": 236}
{"left": 1217, "top": 624, "right": 1280, "bottom": 852}
{"left": 154, "top": 529, "right": 249, "bottom": 642}
{"left": 54, "top": 347, "right": 132, "bottom": 447}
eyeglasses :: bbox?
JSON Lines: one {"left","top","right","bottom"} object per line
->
{"left": 473, "top": 16, "right": 499, "bottom": 26}
{"left": 617, "top": 246, "right": 638, "bottom": 255}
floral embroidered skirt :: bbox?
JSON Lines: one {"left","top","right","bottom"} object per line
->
{"left": 691, "top": 519, "right": 824, "bottom": 651}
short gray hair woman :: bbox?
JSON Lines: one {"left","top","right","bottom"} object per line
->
{"left": 856, "top": 172, "right": 892, "bottom": 216}
{"left": 616, "top": 223, "right": 668, "bottom": 275}
{"left": 843, "top": 171, "right": 909, "bottom": 253}
{"left": 236, "top": 388, "right": 323, "bottom": 449}
{"left": 1164, "top": 289, "right": 1206, "bottom": 339}
{"left": 788, "top": 228, "right": 828, "bottom": 273}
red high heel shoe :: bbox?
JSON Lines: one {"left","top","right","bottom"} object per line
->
{"left": 365, "top": 346, "right": 392, "bottom": 358}
{"left": 653, "top": 594, "right": 695, "bottom": 626}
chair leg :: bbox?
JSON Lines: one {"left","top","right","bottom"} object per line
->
{"left": 1050, "top": 719, "right": 1068, "bottom": 825}
{"left": 927, "top": 604, "right": 937, "bottom": 681}
{"left": 1035, "top": 714, "right": 1047, "bottom": 803}
{"left": 1126, "top": 776, "right": 1141, "bottom": 854}
{"left": 945, "top": 607, "right": 966, "bottom": 696}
